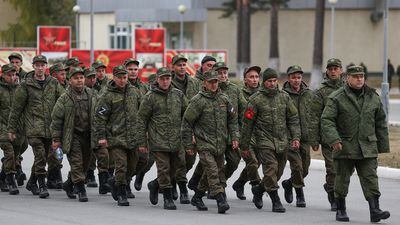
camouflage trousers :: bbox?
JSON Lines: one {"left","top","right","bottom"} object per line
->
{"left": 237, "top": 145, "right": 261, "bottom": 185}
{"left": 257, "top": 147, "right": 287, "bottom": 192}
{"left": 197, "top": 151, "right": 225, "bottom": 196}
{"left": 322, "top": 144, "right": 336, "bottom": 192}
{"left": 27, "top": 137, "right": 60, "bottom": 176}
{"left": 154, "top": 151, "right": 179, "bottom": 189}
{"left": 109, "top": 147, "right": 138, "bottom": 185}
{"left": 90, "top": 147, "right": 109, "bottom": 173}
{"left": 284, "top": 143, "right": 311, "bottom": 188}
{"left": 67, "top": 132, "right": 92, "bottom": 184}
{"left": 0, "top": 141, "right": 17, "bottom": 174}
{"left": 175, "top": 149, "right": 196, "bottom": 184}
{"left": 334, "top": 158, "right": 380, "bottom": 199}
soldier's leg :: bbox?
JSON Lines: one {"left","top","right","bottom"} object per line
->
{"left": 276, "top": 151, "right": 287, "bottom": 182}
{"left": 185, "top": 151, "right": 196, "bottom": 172}
{"left": 0, "top": 142, "right": 19, "bottom": 194}
{"left": 321, "top": 144, "right": 335, "bottom": 191}
{"left": 85, "top": 153, "right": 98, "bottom": 188}
{"left": 14, "top": 138, "right": 28, "bottom": 186}
{"left": 28, "top": 138, "right": 48, "bottom": 177}
{"left": 355, "top": 158, "right": 380, "bottom": 200}
{"left": 46, "top": 138, "right": 62, "bottom": 189}
{"left": 188, "top": 161, "right": 203, "bottom": 191}
{"left": 125, "top": 148, "right": 138, "bottom": 199}
{"left": 224, "top": 145, "right": 241, "bottom": 180}
{"left": 286, "top": 149, "right": 304, "bottom": 188}
{"left": 110, "top": 147, "right": 129, "bottom": 206}
{"left": 175, "top": 150, "right": 187, "bottom": 185}
{"left": 300, "top": 144, "right": 311, "bottom": 179}
{"left": 135, "top": 151, "right": 154, "bottom": 191}
{"left": 67, "top": 136, "right": 86, "bottom": 184}
{"left": 232, "top": 148, "right": 259, "bottom": 200}
{"left": 108, "top": 149, "right": 115, "bottom": 176}
{"left": 175, "top": 150, "right": 189, "bottom": 204}
{"left": 94, "top": 147, "right": 111, "bottom": 194}
{"left": 333, "top": 159, "right": 355, "bottom": 199}
{"left": 154, "top": 152, "right": 172, "bottom": 189}
{"left": 197, "top": 151, "right": 224, "bottom": 197}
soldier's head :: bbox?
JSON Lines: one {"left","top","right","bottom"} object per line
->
{"left": 346, "top": 66, "right": 365, "bottom": 89}
{"left": 201, "top": 55, "right": 216, "bottom": 73}
{"left": 203, "top": 71, "right": 219, "bottom": 92}
{"left": 156, "top": 67, "right": 172, "bottom": 91}
{"left": 92, "top": 61, "right": 107, "bottom": 80}
{"left": 84, "top": 67, "right": 96, "bottom": 88}
{"left": 213, "top": 62, "right": 229, "bottom": 83}
{"left": 112, "top": 65, "right": 128, "bottom": 89}
{"left": 1, "top": 64, "right": 17, "bottom": 85}
{"left": 244, "top": 66, "right": 261, "bottom": 89}
{"left": 50, "top": 63, "right": 67, "bottom": 85}
{"left": 326, "top": 58, "right": 342, "bottom": 80}
{"left": 124, "top": 58, "right": 140, "bottom": 81}
{"left": 65, "top": 57, "right": 80, "bottom": 72}
{"left": 32, "top": 55, "right": 47, "bottom": 79}
{"left": 287, "top": 65, "right": 304, "bottom": 91}
{"left": 172, "top": 55, "right": 187, "bottom": 78}
{"left": 8, "top": 53, "right": 23, "bottom": 71}
{"left": 68, "top": 68, "right": 85, "bottom": 92}
{"left": 262, "top": 68, "right": 278, "bottom": 89}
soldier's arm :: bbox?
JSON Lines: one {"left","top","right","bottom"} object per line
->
{"left": 181, "top": 95, "right": 188, "bottom": 117}
{"left": 227, "top": 99, "right": 239, "bottom": 142}
{"left": 137, "top": 94, "right": 153, "bottom": 148}
{"left": 94, "top": 93, "right": 111, "bottom": 141}
{"left": 375, "top": 99, "right": 390, "bottom": 153}
{"left": 50, "top": 96, "right": 66, "bottom": 142}
{"left": 240, "top": 101, "right": 257, "bottom": 150}
{"left": 8, "top": 84, "right": 28, "bottom": 134}
{"left": 313, "top": 91, "right": 325, "bottom": 144}
{"left": 56, "top": 82, "right": 65, "bottom": 99}
{"left": 181, "top": 99, "right": 202, "bottom": 150}
{"left": 320, "top": 97, "right": 341, "bottom": 146}
{"left": 237, "top": 88, "right": 247, "bottom": 127}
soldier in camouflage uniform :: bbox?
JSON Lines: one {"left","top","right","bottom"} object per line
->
{"left": 92, "top": 61, "right": 108, "bottom": 92}
{"left": 8, "top": 55, "right": 64, "bottom": 198}
{"left": 281, "top": 65, "right": 319, "bottom": 208}
{"left": 194, "top": 55, "right": 216, "bottom": 82}
{"left": 50, "top": 63, "right": 68, "bottom": 90}
{"left": 0, "top": 64, "right": 21, "bottom": 195}
{"left": 314, "top": 58, "right": 344, "bottom": 211}
{"left": 241, "top": 68, "right": 300, "bottom": 213}
{"left": 321, "top": 66, "right": 390, "bottom": 223}
{"left": 51, "top": 68, "right": 94, "bottom": 202}
{"left": 137, "top": 67, "right": 187, "bottom": 210}
{"left": 65, "top": 57, "right": 80, "bottom": 72}
{"left": 182, "top": 70, "right": 239, "bottom": 214}
{"left": 8, "top": 52, "right": 27, "bottom": 81}
{"left": 94, "top": 65, "right": 140, "bottom": 206}
{"left": 124, "top": 58, "right": 149, "bottom": 95}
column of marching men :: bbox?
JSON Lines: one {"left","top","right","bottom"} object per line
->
{"left": 0, "top": 53, "right": 391, "bottom": 223}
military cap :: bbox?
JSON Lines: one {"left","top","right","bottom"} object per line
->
{"left": 8, "top": 52, "right": 23, "bottom": 61}
{"left": 203, "top": 70, "right": 219, "bottom": 81}
{"left": 262, "top": 68, "right": 278, "bottom": 81}
{"left": 67, "top": 67, "right": 84, "bottom": 79}
{"left": 1, "top": 64, "right": 16, "bottom": 74}
{"left": 286, "top": 65, "right": 304, "bottom": 75}
{"left": 213, "top": 62, "right": 229, "bottom": 71}
{"left": 49, "top": 63, "right": 67, "bottom": 75}
{"left": 112, "top": 65, "right": 128, "bottom": 77}
{"left": 156, "top": 67, "right": 172, "bottom": 77}
{"left": 201, "top": 55, "right": 216, "bottom": 64}
{"left": 124, "top": 58, "right": 140, "bottom": 67}
{"left": 243, "top": 66, "right": 261, "bottom": 78}
{"left": 326, "top": 58, "right": 342, "bottom": 68}
{"left": 92, "top": 60, "right": 107, "bottom": 69}
{"left": 32, "top": 55, "right": 47, "bottom": 64}
{"left": 346, "top": 66, "right": 365, "bottom": 76}
{"left": 172, "top": 54, "right": 187, "bottom": 65}
{"left": 65, "top": 57, "right": 80, "bottom": 67}
{"left": 84, "top": 67, "right": 96, "bottom": 77}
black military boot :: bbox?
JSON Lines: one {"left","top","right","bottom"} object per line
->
{"left": 15, "top": 165, "right": 27, "bottom": 186}
{"left": 37, "top": 175, "right": 49, "bottom": 198}
{"left": 251, "top": 184, "right": 264, "bottom": 209}
{"left": 26, "top": 173, "right": 39, "bottom": 195}
{"left": 98, "top": 172, "right": 111, "bottom": 194}
{"left": 324, "top": 183, "right": 337, "bottom": 211}
{"left": 282, "top": 179, "right": 293, "bottom": 204}
{"left": 268, "top": 190, "right": 286, "bottom": 213}
{"left": 108, "top": 168, "right": 114, "bottom": 178}
{"left": 62, "top": 176, "right": 76, "bottom": 199}
{"left": 6, "top": 174, "right": 19, "bottom": 195}
{"left": 148, "top": 179, "right": 159, "bottom": 205}
{"left": 86, "top": 169, "right": 98, "bottom": 188}
{"left": 336, "top": 198, "right": 350, "bottom": 222}
{"left": 55, "top": 168, "right": 63, "bottom": 189}
{"left": 76, "top": 182, "right": 88, "bottom": 202}
{"left": 46, "top": 169, "right": 57, "bottom": 189}
{"left": 191, "top": 191, "right": 208, "bottom": 211}
{"left": 216, "top": 192, "right": 230, "bottom": 214}
{"left": 188, "top": 174, "right": 200, "bottom": 191}
{"left": 134, "top": 172, "right": 144, "bottom": 191}
{"left": 178, "top": 182, "right": 190, "bottom": 204}
{"left": 0, "top": 170, "right": 9, "bottom": 192}
{"left": 117, "top": 184, "right": 129, "bottom": 206}
{"left": 232, "top": 178, "right": 246, "bottom": 200}
{"left": 126, "top": 180, "right": 135, "bottom": 199}
{"left": 107, "top": 177, "right": 118, "bottom": 201}
{"left": 367, "top": 196, "right": 390, "bottom": 223}
{"left": 163, "top": 188, "right": 177, "bottom": 210}
{"left": 171, "top": 179, "right": 178, "bottom": 200}
{"left": 295, "top": 187, "right": 306, "bottom": 208}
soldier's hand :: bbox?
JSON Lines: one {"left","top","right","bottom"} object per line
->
{"left": 52, "top": 141, "right": 61, "bottom": 150}
{"left": 98, "top": 139, "right": 108, "bottom": 148}
{"left": 291, "top": 140, "right": 300, "bottom": 150}
{"left": 241, "top": 149, "right": 250, "bottom": 158}
{"left": 332, "top": 142, "right": 342, "bottom": 151}
{"left": 232, "top": 140, "right": 239, "bottom": 150}
{"left": 311, "top": 145, "right": 319, "bottom": 151}
{"left": 138, "top": 147, "right": 148, "bottom": 154}
{"left": 186, "top": 149, "right": 195, "bottom": 156}
{"left": 8, "top": 132, "right": 16, "bottom": 142}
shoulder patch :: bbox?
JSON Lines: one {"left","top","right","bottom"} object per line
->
{"left": 97, "top": 106, "right": 107, "bottom": 115}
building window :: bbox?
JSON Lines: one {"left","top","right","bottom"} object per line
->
{"left": 109, "top": 24, "right": 132, "bottom": 49}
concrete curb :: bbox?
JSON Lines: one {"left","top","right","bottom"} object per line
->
{"left": 310, "top": 159, "right": 400, "bottom": 180}
{"left": 389, "top": 121, "right": 400, "bottom": 126}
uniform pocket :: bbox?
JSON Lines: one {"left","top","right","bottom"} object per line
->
{"left": 367, "top": 135, "right": 377, "bottom": 142}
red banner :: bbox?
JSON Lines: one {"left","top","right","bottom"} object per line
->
{"left": 134, "top": 28, "right": 165, "bottom": 53}
{"left": 37, "top": 26, "right": 71, "bottom": 53}
{"left": 71, "top": 50, "right": 133, "bottom": 74}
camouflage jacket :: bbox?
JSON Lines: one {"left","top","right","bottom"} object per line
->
{"left": 241, "top": 85, "right": 259, "bottom": 101}
{"left": 171, "top": 72, "right": 200, "bottom": 101}
{"left": 219, "top": 81, "right": 246, "bottom": 122}
{"left": 321, "top": 84, "right": 389, "bottom": 159}
{"left": 129, "top": 78, "right": 149, "bottom": 96}
{"left": 240, "top": 86, "right": 300, "bottom": 153}
{"left": 94, "top": 81, "right": 140, "bottom": 149}
{"left": 181, "top": 88, "right": 239, "bottom": 155}
{"left": 93, "top": 76, "right": 108, "bottom": 92}
{"left": 137, "top": 85, "right": 187, "bottom": 152}
{"left": 194, "top": 68, "right": 205, "bottom": 82}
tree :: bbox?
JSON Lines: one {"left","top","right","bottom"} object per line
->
{"left": 310, "top": 0, "right": 326, "bottom": 90}
{"left": 0, "top": 0, "right": 75, "bottom": 47}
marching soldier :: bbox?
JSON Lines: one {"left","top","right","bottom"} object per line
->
{"left": 124, "top": 58, "right": 149, "bottom": 95}
{"left": 50, "top": 63, "right": 68, "bottom": 90}
{"left": 8, "top": 52, "right": 27, "bottom": 81}
{"left": 92, "top": 61, "right": 108, "bottom": 92}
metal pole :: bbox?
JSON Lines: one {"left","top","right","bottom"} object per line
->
{"left": 329, "top": 5, "right": 335, "bottom": 57}
{"left": 76, "top": 14, "right": 79, "bottom": 49}
{"left": 180, "top": 13, "right": 184, "bottom": 49}
{"left": 203, "top": 22, "right": 207, "bottom": 49}
{"left": 381, "top": 0, "right": 389, "bottom": 121}
{"left": 90, "top": 0, "right": 94, "bottom": 64}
